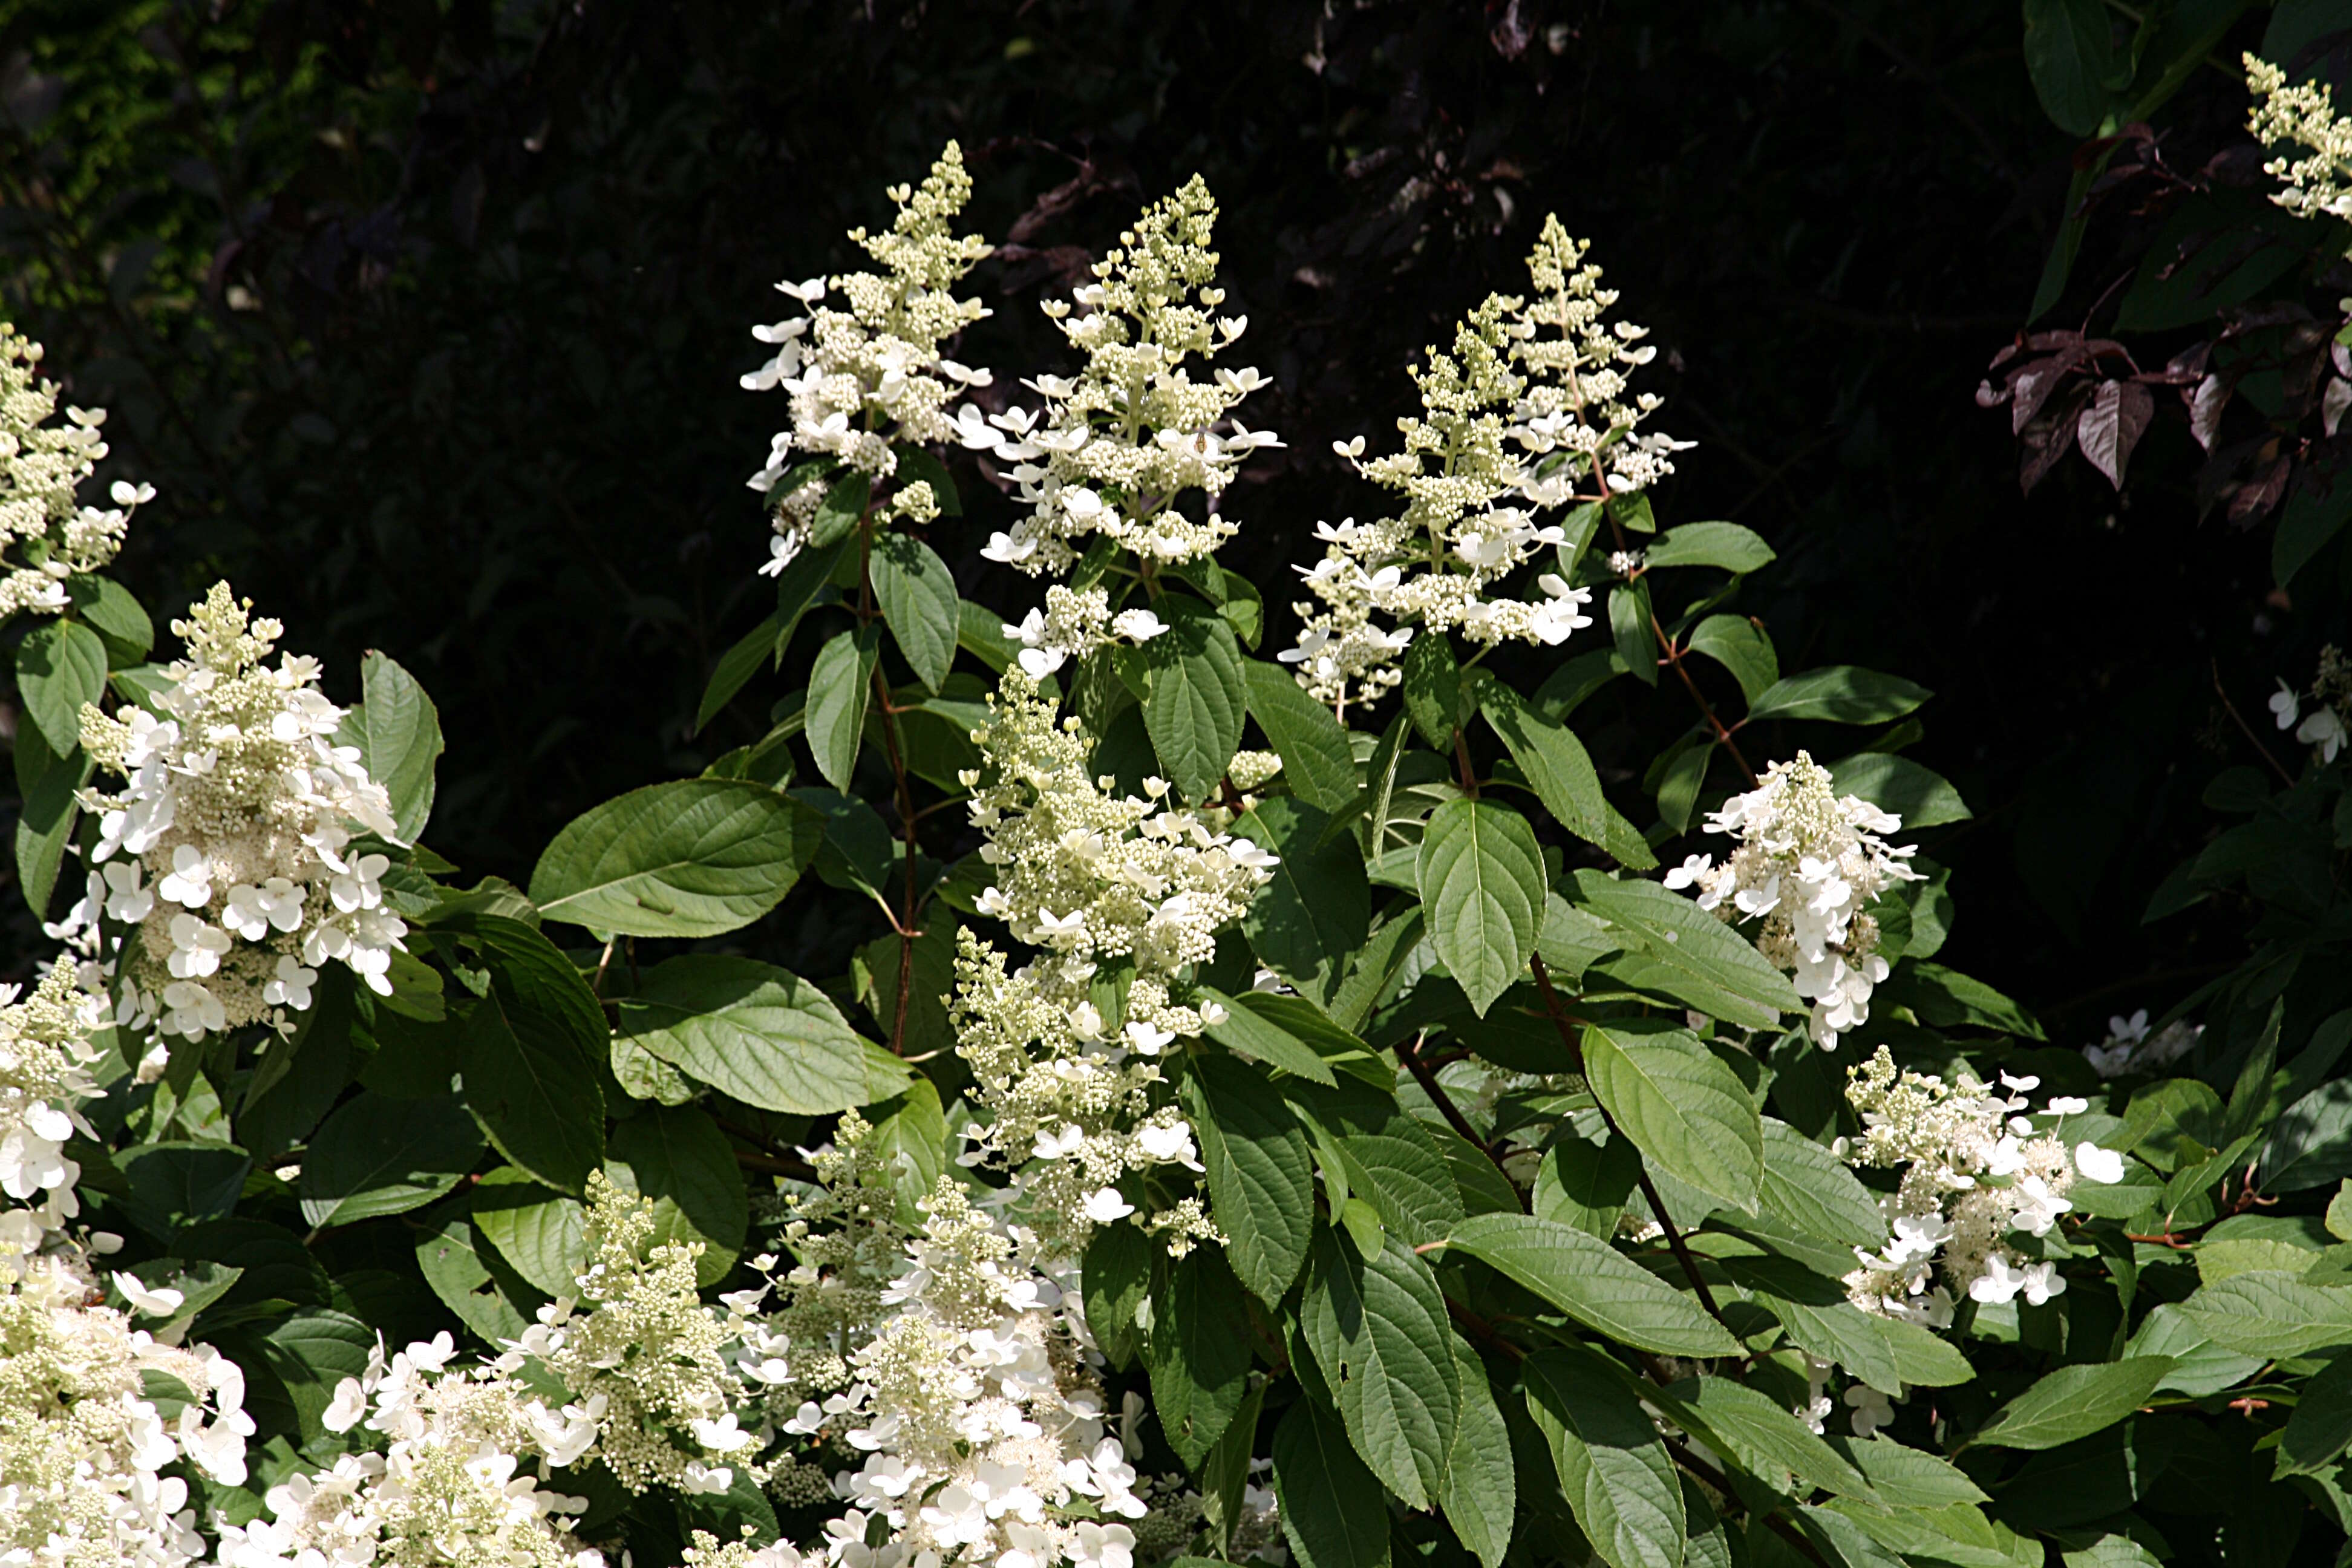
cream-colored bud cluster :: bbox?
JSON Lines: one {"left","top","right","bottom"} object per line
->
{"left": 1665, "top": 752, "right": 1922, "bottom": 1050}
{"left": 508, "top": 1172, "right": 760, "bottom": 1496}
{"left": 999, "top": 583, "right": 1171, "bottom": 679}
{"left": 2248, "top": 55, "right": 2352, "bottom": 231}
{"left": 70, "top": 583, "right": 405, "bottom": 1050}
{"left": 949, "top": 667, "right": 1269, "bottom": 1258}
{"left": 1841, "top": 1048, "right": 2125, "bottom": 1322}
{"left": 970, "top": 177, "right": 1278, "bottom": 575}
{"left": 0, "top": 325, "right": 148, "bottom": 619}
{"left": 1282, "top": 218, "right": 1682, "bottom": 706}
{"left": 745, "top": 143, "right": 995, "bottom": 577}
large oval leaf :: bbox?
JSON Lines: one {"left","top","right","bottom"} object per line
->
{"left": 1416, "top": 799, "right": 1545, "bottom": 1016}
{"left": 869, "top": 532, "right": 960, "bottom": 693}
{"left": 615, "top": 953, "right": 892, "bottom": 1115}
{"left": 1582, "top": 1020, "right": 1763, "bottom": 1215}
{"left": 298, "top": 1091, "right": 483, "bottom": 1227}
{"left": 1143, "top": 598, "right": 1246, "bottom": 802}
{"left": 1442, "top": 1212, "right": 1740, "bottom": 1357}
{"left": 1183, "top": 1053, "right": 1316, "bottom": 1304}
{"left": 530, "top": 779, "right": 819, "bottom": 938}
{"left": 1302, "top": 1229, "right": 1461, "bottom": 1510}
{"left": 16, "top": 617, "right": 106, "bottom": 754}
{"left": 1523, "top": 1346, "right": 1687, "bottom": 1568}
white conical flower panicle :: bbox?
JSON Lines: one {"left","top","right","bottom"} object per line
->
{"left": 965, "top": 177, "right": 1277, "bottom": 575}
{"left": 0, "top": 325, "right": 151, "bottom": 619}
{"left": 745, "top": 142, "right": 995, "bottom": 573}
{"left": 0, "top": 963, "right": 109, "bottom": 1229}
{"left": 948, "top": 667, "right": 1275, "bottom": 1259}
{"left": 1665, "top": 751, "right": 1922, "bottom": 1049}
{"left": 74, "top": 581, "right": 407, "bottom": 1048}
{"left": 1283, "top": 218, "right": 1684, "bottom": 707}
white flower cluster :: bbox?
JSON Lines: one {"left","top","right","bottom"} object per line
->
{"left": 964, "top": 177, "right": 1278, "bottom": 575}
{"left": 509, "top": 1172, "right": 762, "bottom": 1497}
{"left": 2269, "top": 645, "right": 2352, "bottom": 763}
{"left": 2082, "top": 1007, "right": 2203, "bottom": 1079}
{"left": 219, "top": 1330, "right": 607, "bottom": 1568}
{"left": 1000, "top": 585, "right": 1168, "bottom": 678}
{"left": 226, "top": 1175, "right": 759, "bottom": 1568}
{"left": 950, "top": 668, "right": 1275, "bottom": 1257}
{"left": 0, "top": 325, "right": 149, "bottom": 618}
{"left": 1665, "top": 751, "right": 1922, "bottom": 1050}
{"left": 71, "top": 583, "right": 405, "bottom": 1047}
{"left": 0, "top": 959, "right": 253, "bottom": 1568}
{"left": 744, "top": 143, "right": 995, "bottom": 572}
{"left": 0, "top": 962, "right": 108, "bottom": 1229}
{"left": 1841, "top": 1048, "right": 2125, "bottom": 1323}
{"left": 1281, "top": 218, "right": 1686, "bottom": 707}
{"left": 746, "top": 1177, "right": 1165, "bottom": 1568}
{"left": 0, "top": 1247, "right": 255, "bottom": 1568}
{"left": 2247, "top": 54, "right": 2352, "bottom": 232}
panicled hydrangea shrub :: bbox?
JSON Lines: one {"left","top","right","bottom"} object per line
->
{"left": 964, "top": 177, "right": 1279, "bottom": 575}
{"left": 1282, "top": 217, "right": 1686, "bottom": 707}
{"left": 72, "top": 583, "right": 406, "bottom": 1047}
{"left": 949, "top": 668, "right": 1273, "bottom": 1259}
{"left": 1841, "top": 1047, "right": 2126, "bottom": 1324}
{"left": 743, "top": 143, "right": 995, "bottom": 572}
{"left": 1664, "top": 751, "right": 1922, "bottom": 1049}
{"left": 0, "top": 324, "right": 150, "bottom": 618}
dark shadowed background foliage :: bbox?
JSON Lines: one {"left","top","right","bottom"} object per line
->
{"left": 0, "top": 0, "right": 2296, "bottom": 1045}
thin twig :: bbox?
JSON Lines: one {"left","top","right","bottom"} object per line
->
{"left": 2212, "top": 660, "right": 2296, "bottom": 786}
{"left": 1397, "top": 1031, "right": 1526, "bottom": 1209}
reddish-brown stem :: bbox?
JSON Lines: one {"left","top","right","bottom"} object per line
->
{"left": 2212, "top": 661, "right": 2296, "bottom": 788}
{"left": 1397, "top": 1031, "right": 1526, "bottom": 1209}
{"left": 1651, "top": 609, "right": 1760, "bottom": 788}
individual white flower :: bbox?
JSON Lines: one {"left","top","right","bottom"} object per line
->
{"left": 2273, "top": 678, "right": 2303, "bottom": 730}
{"left": 1843, "top": 1382, "right": 1897, "bottom": 1439}
{"left": 2073, "top": 1142, "right": 2125, "bottom": 1184}
{"left": 2301, "top": 705, "right": 2347, "bottom": 763}
{"left": 157, "top": 844, "right": 213, "bottom": 907}
{"left": 113, "top": 1272, "right": 185, "bottom": 1317}
{"left": 1083, "top": 1187, "right": 1137, "bottom": 1224}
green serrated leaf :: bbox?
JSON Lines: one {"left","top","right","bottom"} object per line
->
{"left": 1302, "top": 1229, "right": 1462, "bottom": 1510}
{"left": 16, "top": 617, "right": 106, "bottom": 754}
{"left": 1443, "top": 1212, "right": 1741, "bottom": 1357}
{"left": 1244, "top": 660, "right": 1357, "bottom": 811}
{"left": 1144, "top": 599, "right": 1247, "bottom": 802}
{"left": 529, "top": 779, "right": 820, "bottom": 938}
{"left": 1417, "top": 799, "right": 1545, "bottom": 1016}
{"left": 1582, "top": 1019, "right": 1763, "bottom": 1215}
{"left": 869, "top": 532, "right": 960, "bottom": 693}
{"left": 297, "top": 1091, "right": 483, "bottom": 1227}
{"left": 1523, "top": 1345, "right": 1686, "bottom": 1568}
{"left": 806, "top": 623, "right": 881, "bottom": 792}
{"left": 1184, "top": 1053, "right": 1316, "bottom": 1303}
{"left": 1967, "top": 1359, "right": 2177, "bottom": 1452}
{"left": 616, "top": 953, "right": 898, "bottom": 1114}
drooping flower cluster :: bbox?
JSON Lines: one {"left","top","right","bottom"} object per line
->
{"left": 1664, "top": 751, "right": 1922, "bottom": 1050}
{"left": 1281, "top": 218, "right": 1685, "bottom": 707}
{"left": 0, "top": 325, "right": 149, "bottom": 619}
{"left": 743, "top": 143, "right": 995, "bottom": 572}
{"left": 2081, "top": 1007, "right": 2204, "bottom": 1079}
{"left": 964, "top": 177, "right": 1278, "bottom": 574}
{"left": 949, "top": 668, "right": 1274, "bottom": 1258}
{"left": 0, "top": 962, "right": 109, "bottom": 1228}
{"left": 2268, "top": 644, "right": 2352, "bottom": 763}
{"left": 2247, "top": 54, "right": 2352, "bottom": 233}
{"left": 217, "top": 1330, "right": 608, "bottom": 1568}
{"left": 1000, "top": 584, "right": 1168, "bottom": 678}
{"left": 1841, "top": 1048, "right": 2125, "bottom": 1321}
{"left": 73, "top": 583, "right": 405, "bottom": 1047}
{"left": 752, "top": 1177, "right": 1167, "bottom": 1568}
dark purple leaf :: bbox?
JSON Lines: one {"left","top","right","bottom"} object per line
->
{"left": 2021, "top": 387, "right": 2091, "bottom": 494}
{"left": 2077, "top": 380, "right": 2155, "bottom": 489}
{"left": 2189, "top": 374, "right": 2232, "bottom": 451}
{"left": 2227, "top": 452, "right": 2293, "bottom": 526}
